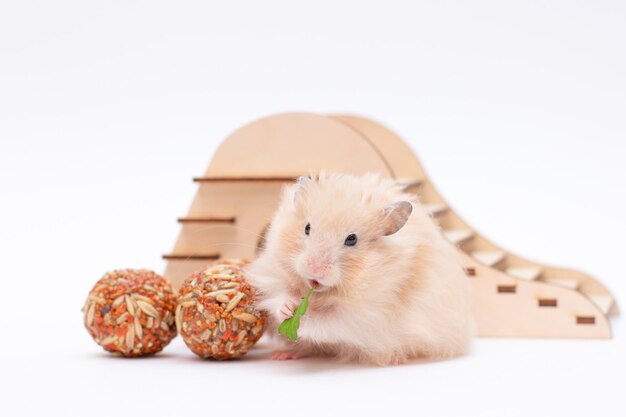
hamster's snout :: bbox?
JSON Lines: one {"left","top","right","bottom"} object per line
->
{"left": 296, "top": 250, "right": 337, "bottom": 290}
{"left": 306, "top": 256, "right": 331, "bottom": 279}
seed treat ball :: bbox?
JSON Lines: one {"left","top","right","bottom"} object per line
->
{"left": 176, "top": 262, "right": 266, "bottom": 360}
{"left": 82, "top": 269, "right": 177, "bottom": 357}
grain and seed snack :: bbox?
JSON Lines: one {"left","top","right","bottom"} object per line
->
{"left": 82, "top": 269, "right": 178, "bottom": 357}
{"left": 176, "top": 262, "right": 266, "bottom": 360}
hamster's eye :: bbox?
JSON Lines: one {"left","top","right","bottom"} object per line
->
{"left": 305, "top": 223, "right": 311, "bottom": 236}
{"left": 344, "top": 234, "right": 357, "bottom": 246}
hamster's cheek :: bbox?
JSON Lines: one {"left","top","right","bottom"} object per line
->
{"left": 321, "top": 267, "right": 342, "bottom": 288}
{"left": 276, "top": 228, "right": 304, "bottom": 258}
{"left": 293, "top": 252, "right": 309, "bottom": 280}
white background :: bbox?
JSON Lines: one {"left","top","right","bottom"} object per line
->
{"left": 1, "top": 1, "right": 625, "bottom": 416}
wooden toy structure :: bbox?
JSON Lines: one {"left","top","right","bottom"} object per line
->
{"left": 164, "top": 113, "right": 617, "bottom": 338}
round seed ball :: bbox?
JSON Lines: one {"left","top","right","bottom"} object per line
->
{"left": 82, "top": 269, "right": 178, "bottom": 357}
{"left": 177, "top": 262, "right": 266, "bottom": 360}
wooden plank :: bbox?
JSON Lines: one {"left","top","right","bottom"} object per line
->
{"left": 538, "top": 299, "right": 558, "bottom": 307}
{"left": 162, "top": 253, "right": 220, "bottom": 260}
{"left": 203, "top": 113, "right": 393, "bottom": 178}
{"left": 330, "top": 115, "right": 428, "bottom": 179}
{"left": 587, "top": 294, "right": 614, "bottom": 315}
{"left": 577, "top": 316, "right": 596, "bottom": 325}
{"left": 443, "top": 229, "right": 474, "bottom": 245}
{"left": 464, "top": 267, "right": 476, "bottom": 276}
{"left": 506, "top": 266, "right": 543, "bottom": 281}
{"left": 422, "top": 203, "right": 447, "bottom": 217}
{"left": 471, "top": 250, "right": 506, "bottom": 266}
{"left": 178, "top": 217, "right": 235, "bottom": 224}
{"left": 193, "top": 176, "right": 419, "bottom": 187}
{"left": 194, "top": 176, "right": 295, "bottom": 183}
{"left": 396, "top": 177, "right": 422, "bottom": 189}
{"left": 544, "top": 277, "right": 581, "bottom": 290}
{"left": 497, "top": 285, "right": 517, "bottom": 293}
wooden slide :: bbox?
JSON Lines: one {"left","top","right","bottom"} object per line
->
{"left": 163, "top": 113, "right": 617, "bottom": 338}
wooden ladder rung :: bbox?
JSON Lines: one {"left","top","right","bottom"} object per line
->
{"left": 178, "top": 217, "right": 235, "bottom": 224}
{"left": 506, "top": 266, "right": 543, "bottom": 281}
{"left": 193, "top": 176, "right": 422, "bottom": 188}
{"left": 497, "top": 284, "right": 517, "bottom": 293}
{"left": 422, "top": 203, "right": 447, "bottom": 217}
{"left": 538, "top": 298, "right": 558, "bottom": 307}
{"left": 443, "top": 229, "right": 474, "bottom": 245}
{"left": 587, "top": 294, "right": 614, "bottom": 315}
{"left": 471, "top": 250, "right": 506, "bottom": 267}
{"left": 194, "top": 176, "right": 296, "bottom": 183}
{"left": 162, "top": 253, "right": 220, "bottom": 260}
{"left": 544, "top": 277, "right": 581, "bottom": 290}
{"left": 395, "top": 177, "right": 423, "bottom": 189}
{"left": 576, "top": 316, "right": 596, "bottom": 325}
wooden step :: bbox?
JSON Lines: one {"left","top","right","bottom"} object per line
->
{"left": 471, "top": 250, "right": 506, "bottom": 266}
{"left": 193, "top": 176, "right": 422, "bottom": 188}
{"left": 443, "top": 229, "right": 474, "bottom": 245}
{"left": 587, "top": 294, "right": 614, "bottom": 315}
{"left": 162, "top": 253, "right": 220, "bottom": 261}
{"left": 422, "top": 203, "right": 447, "bottom": 217}
{"left": 178, "top": 217, "right": 235, "bottom": 224}
{"left": 506, "top": 266, "right": 543, "bottom": 281}
{"left": 194, "top": 176, "right": 295, "bottom": 183}
{"left": 544, "top": 277, "right": 581, "bottom": 290}
{"left": 396, "top": 177, "right": 423, "bottom": 189}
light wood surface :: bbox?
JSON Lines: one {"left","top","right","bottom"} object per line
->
{"left": 163, "top": 112, "right": 617, "bottom": 338}
{"left": 204, "top": 113, "right": 394, "bottom": 178}
{"left": 544, "top": 277, "right": 581, "bottom": 290}
{"left": 506, "top": 266, "right": 543, "bottom": 281}
{"left": 333, "top": 113, "right": 617, "bottom": 314}
{"left": 588, "top": 294, "right": 614, "bottom": 315}
{"left": 178, "top": 217, "right": 235, "bottom": 224}
{"left": 443, "top": 229, "right": 475, "bottom": 246}
{"left": 422, "top": 203, "right": 448, "bottom": 217}
{"left": 471, "top": 250, "right": 506, "bottom": 267}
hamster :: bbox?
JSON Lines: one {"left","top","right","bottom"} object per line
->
{"left": 245, "top": 172, "right": 473, "bottom": 365}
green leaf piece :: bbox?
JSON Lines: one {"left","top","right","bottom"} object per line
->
{"left": 277, "top": 286, "right": 316, "bottom": 341}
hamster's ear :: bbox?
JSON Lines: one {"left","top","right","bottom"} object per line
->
{"left": 380, "top": 201, "right": 413, "bottom": 236}
{"left": 293, "top": 175, "right": 313, "bottom": 205}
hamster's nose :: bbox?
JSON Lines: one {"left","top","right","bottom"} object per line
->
{"left": 306, "top": 258, "right": 328, "bottom": 278}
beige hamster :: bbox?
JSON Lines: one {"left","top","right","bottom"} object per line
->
{"left": 245, "top": 172, "right": 473, "bottom": 365}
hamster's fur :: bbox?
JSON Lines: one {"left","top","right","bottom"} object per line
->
{"left": 245, "top": 172, "right": 473, "bottom": 365}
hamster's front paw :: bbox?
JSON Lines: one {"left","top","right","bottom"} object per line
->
{"left": 271, "top": 350, "right": 307, "bottom": 361}
{"left": 278, "top": 300, "right": 298, "bottom": 320}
